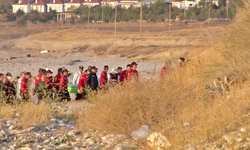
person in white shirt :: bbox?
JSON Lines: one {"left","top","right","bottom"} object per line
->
{"left": 17, "top": 72, "right": 26, "bottom": 99}
{"left": 72, "top": 66, "right": 84, "bottom": 85}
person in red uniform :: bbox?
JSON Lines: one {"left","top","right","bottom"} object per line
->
{"left": 59, "top": 69, "right": 70, "bottom": 101}
{"left": 46, "top": 69, "right": 53, "bottom": 97}
{"left": 35, "top": 68, "right": 43, "bottom": 87}
{"left": 100, "top": 65, "right": 109, "bottom": 90}
{"left": 77, "top": 70, "right": 90, "bottom": 100}
{"left": 127, "top": 62, "right": 138, "bottom": 82}
{"left": 53, "top": 68, "right": 62, "bottom": 93}
{"left": 160, "top": 60, "right": 172, "bottom": 77}
{"left": 119, "top": 64, "right": 131, "bottom": 82}
{"left": 21, "top": 72, "right": 31, "bottom": 101}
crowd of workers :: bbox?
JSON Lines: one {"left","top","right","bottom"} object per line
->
{"left": 0, "top": 57, "right": 186, "bottom": 103}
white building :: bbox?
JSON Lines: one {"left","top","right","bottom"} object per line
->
{"left": 47, "top": 0, "right": 64, "bottom": 13}
{"left": 30, "top": 0, "right": 47, "bottom": 13}
{"left": 64, "top": 0, "right": 84, "bottom": 12}
{"left": 12, "top": 0, "right": 30, "bottom": 13}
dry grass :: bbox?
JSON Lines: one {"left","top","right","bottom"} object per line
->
{"left": 16, "top": 102, "right": 53, "bottom": 128}
{"left": 77, "top": 2, "right": 250, "bottom": 148}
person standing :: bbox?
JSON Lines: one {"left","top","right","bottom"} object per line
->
{"left": 46, "top": 69, "right": 53, "bottom": 98}
{"left": 21, "top": 72, "right": 31, "bottom": 101}
{"left": 59, "top": 69, "right": 70, "bottom": 101}
{"left": 17, "top": 72, "right": 25, "bottom": 99}
{"left": 127, "top": 62, "right": 138, "bottom": 82}
{"left": 34, "top": 75, "right": 48, "bottom": 101}
{"left": 117, "top": 67, "right": 122, "bottom": 81}
{"left": 86, "top": 66, "right": 99, "bottom": 91}
{"left": 77, "top": 70, "right": 90, "bottom": 100}
{"left": 35, "top": 68, "right": 43, "bottom": 87}
{"left": 100, "top": 65, "right": 109, "bottom": 90}
{"left": 53, "top": 68, "right": 62, "bottom": 93}
{"left": 5, "top": 73, "right": 15, "bottom": 97}
{"left": 73, "top": 66, "right": 84, "bottom": 85}
{"left": 119, "top": 64, "right": 131, "bottom": 82}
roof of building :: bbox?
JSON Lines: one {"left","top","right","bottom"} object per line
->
{"left": 13, "top": 1, "right": 29, "bottom": 5}
{"left": 64, "top": 0, "right": 85, "bottom": 3}
{"left": 30, "top": 0, "right": 48, "bottom": 5}
{"left": 47, "top": 0, "right": 64, "bottom": 4}
{"left": 84, "top": 0, "right": 100, "bottom": 3}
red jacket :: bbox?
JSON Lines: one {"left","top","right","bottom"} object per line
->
{"left": 127, "top": 69, "right": 138, "bottom": 81}
{"left": 119, "top": 70, "right": 128, "bottom": 82}
{"left": 78, "top": 73, "right": 88, "bottom": 91}
{"left": 53, "top": 74, "right": 61, "bottom": 89}
{"left": 60, "top": 75, "right": 68, "bottom": 90}
{"left": 100, "top": 71, "right": 108, "bottom": 85}
{"left": 46, "top": 76, "right": 53, "bottom": 90}
{"left": 35, "top": 74, "right": 42, "bottom": 87}
{"left": 160, "top": 66, "right": 166, "bottom": 76}
{"left": 21, "top": 78, "right": 28, "bottom": 95}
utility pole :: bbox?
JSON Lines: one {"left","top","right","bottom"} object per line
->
{"left": 208, "top": 0, "right": 211, "bottom": 24}
{"left": 88, "top": 6, "right": 90, "bottom": 30}
{"left": 102, "top": 0, "right": 104, "bottom": 24}
{"left": 184, "top": 0, "right": 186, "bottom": 20}
{"left": 140, "top": 1, "right": 142, "bottom": 33}
{"left": 226, "top": 0, "right": 228, "bottom": 19}
{"left": 115, "top": 5, "right": 117, "bottom": 39}
{"left": 169, "top": 2, "right": 171, "bottom": 31}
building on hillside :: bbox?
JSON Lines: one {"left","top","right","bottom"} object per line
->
{"left": 47, "top": 0, "right": 64, "bottom": 13}
{"left": 104, "top": 0, "right": 120, "bottom": 8}
{"left": 30, "top": 0, "right": 48, "bottom": 13}
{"left": 171, "top": 0, "right": 197, "bottom": 10}
{"left": 119, "top": 0, "right": 140, "bottom": 8}
{"left": 84, "top": 0, "right": 101, "bottom": 7}
{"left": 64, "top": 0, "right": 84, "bottom": 12}
{"left": 12, "top": 0, "right": 30, "bottom": 13}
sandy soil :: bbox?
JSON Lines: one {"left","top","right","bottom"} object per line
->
{"left": 0, "top": 22, "right": 226, "bottom": 79}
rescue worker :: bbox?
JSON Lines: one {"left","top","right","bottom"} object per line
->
{"left": 117, "top": 67, "right": 122, "bottom": 81}
{"left": 46, "top": 69, "right": 53, "bottom": 98}
{"left": 12, "top": 76, "right": 20, "bottom": 94}
{"left": 5, "top": 73, "right": 15, "bottom": 97}
{"left": 109, "top": 68, "right": 118, "bottom": 86}
{"left": 17, "top": 72, "right": 25, "bottom": 99}
{"left": 59, "top": 69, "right": 70, "bottom": 101}
{"left": 1, "top": 77, "right": 14, "bottom": 103}
{"left": 73, "top": 66, "right": 84, "bottom": 85}
{"left": 53, "top": 68, "right": 62, "bottom": 93}
{"left": 77, "top": 70, "right": 90, "bottom": 100}
{"left": 178, "top": 57, "right": 186, "bottom": 68}
{"left": 160, "top": 60, "right": 171, "bottom": 77}
{"left": 119, "top": 64, "right": 131, "bottom": 82}
{"left": 127, "top": 62, "right": 139, "bottom": 82}
{"left": 100, "top": 65, "right": 109, "bottom": 90}
{"left": 34, "top": 75, "right": 48, "bottom": 101}
{"left": 21, "top": 72, "right": 31, "bottom": 101}
{"left": 86, "top": 66, "right": 98, "bottom": 91}
{"left": 35, "top": 68, "right": 43, "bottom": 87}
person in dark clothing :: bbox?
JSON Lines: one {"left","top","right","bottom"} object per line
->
{"left": 86, "top": 66, "right": 99, "bottom": 91}
{"left": 1, "top": 77, "right": 15, "bottom": 103}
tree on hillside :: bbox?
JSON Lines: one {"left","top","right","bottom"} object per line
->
{"left": 0, "top": 13, "right": 16, "bottom": 22}
{"left": 16, "top": 9, "right": 25, "bottom": 18}
{"left": 28, "top": 10, "right": 39, "bottom": 22}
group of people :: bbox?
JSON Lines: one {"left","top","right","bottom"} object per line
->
{"left": 0, "top": 61, "right": 140, "bottom": 103}
{"left": 0, "top": 57, "right": 186, "bottom": 103}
